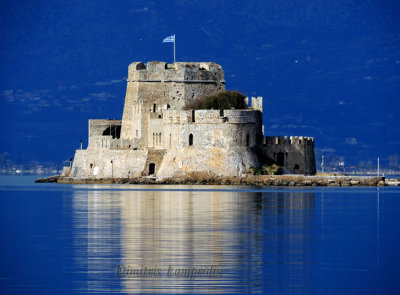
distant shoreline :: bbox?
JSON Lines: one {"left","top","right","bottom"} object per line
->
{"left": 35, "top": 175, "right": 390, "bottom": 187}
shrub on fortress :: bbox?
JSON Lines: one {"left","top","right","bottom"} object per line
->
{"left": 246, "top": 164, "right": 282, "bottom": 176}
{"left": 184, "top": 90, "right": 247, "bottom": 112}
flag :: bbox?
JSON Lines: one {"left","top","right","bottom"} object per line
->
{"left": 163, "top": 35, "right": 175, "bottom": 43}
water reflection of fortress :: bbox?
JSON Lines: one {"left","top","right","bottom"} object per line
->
{"left": 72, "top": 188, "right": 315, "bottom": 293}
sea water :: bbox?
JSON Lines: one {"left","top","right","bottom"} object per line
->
{"left": 0, "top": 175, "right": 399, "bottom": 294}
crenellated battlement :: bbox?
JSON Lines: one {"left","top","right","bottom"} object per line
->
{"left": 264, "top": 136, "right": 314, "bottom": 145}
{"left": 244, "top": 96, "right": 263, "bottom": 113}
{"left": 127, "top": 61, "right": 225, "bottom": 84}
{"left": 162, "top": 109, "right": 258, "bottom": 125}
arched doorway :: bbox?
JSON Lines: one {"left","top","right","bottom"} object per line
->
{"left": 277, "top": 152, "right": 285, "bottom": 166}
{"left": 149, "top": 163, "right": 156, "bottom": 175}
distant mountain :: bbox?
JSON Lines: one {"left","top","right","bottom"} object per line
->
{"left": 1, "top": 0, "right": 399, "bottom": 168}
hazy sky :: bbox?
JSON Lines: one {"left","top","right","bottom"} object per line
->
{"left": 1, "top": 0, "right": 399, "bottom": 167}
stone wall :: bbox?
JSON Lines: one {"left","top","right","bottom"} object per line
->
{"left": 88, "top": 119, "right": 122, "bottom": 149}
{"left": 157, "top": 146, "right": 259, "bottom": 178}
{"left": 127, "top": 61, "right": 224, "bottom": 83}
{"left": 142, "top": 149, "right": 167, "bottom": 176}
{"left": 89, "top": 136, "right": 122, "bottom": 150}
{"left": 161, "top": 109, "right": 260, "bottom": 149}
{"left": 89, "top": 119, "right": 121, "bottom": 135}
{"left": 71, "top": 149, "right": 148, "bottom": 178}
{"left": 259, "top": 136, "right": 316, "bottom": 175}
{"left": 157, "top": 109, "right": 260, "bottom": 177}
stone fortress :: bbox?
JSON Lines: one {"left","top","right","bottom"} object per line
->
{"left": 64, "top": 61, "right": 316, "bottom": 179}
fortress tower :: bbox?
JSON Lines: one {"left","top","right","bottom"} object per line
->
{"left": 120, "top": 62, "right": 225, "bottom": 149}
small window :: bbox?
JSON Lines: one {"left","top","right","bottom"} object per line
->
{"left": 246, "top": 134, "right": 250, "bottom": 146}
{"left": 149, "top": 163, "right": 156, "bottom": 175}
{"left": 189, "top": 133, "right": 193, "bottom": 146}
{"left": 277, "top": 152, "right": 285, "bottom": 166}
{"left": 294, "top": 164, "right": 300, "bottom": 170}
{"left": 136, "top": 63, "right": 146, "bottom": 70}
{"left": 153, "top": 104, "right": 156, "bottom": 112}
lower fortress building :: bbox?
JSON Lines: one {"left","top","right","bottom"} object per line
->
{"left": 64, "top": 61, "right": 316, "bottom": 179}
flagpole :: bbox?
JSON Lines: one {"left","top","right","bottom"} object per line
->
{"left": 173, "top": 34, "right": 176, "bottom": 63}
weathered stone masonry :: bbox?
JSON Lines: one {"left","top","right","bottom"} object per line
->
{"left": 66, "top": 61, "right": 316, "bottom": 179}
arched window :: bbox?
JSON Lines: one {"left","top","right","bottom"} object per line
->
{"left": 189, "top": 133, "right": 193, "bottom": 146}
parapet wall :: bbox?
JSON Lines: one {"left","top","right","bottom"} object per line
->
{"left": 162, "top": 109, "right": 258, "bottom": 125}
{"left": 224, "top": 110, "right": 257, "bottom": 124}
{"left": 194, "top": 110, "right": 221, "bottom": 123}
{"left": 127, "top": 61, "right": 225, "bottom": 83}
{"left": 163, "top": 110, "right": 194, "bottom": 124}
{"left": 264, "top": 136, "right": 314, "bottom": 145}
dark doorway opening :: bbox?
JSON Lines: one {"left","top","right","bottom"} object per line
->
{"left": 189, "top": 134, "right": 193, "bottom": 146}
{"left": 149, "top": 163, "right": 156, "bottom": 175}
{"left": 103, "top": 125, "right": 121, "bottom": 139}
{"left": 277, "top": 152, "right": 285, "bottom": 166}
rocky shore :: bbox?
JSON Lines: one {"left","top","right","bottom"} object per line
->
{"left": 35, "top": 174, "right": 388, "bottom": 186}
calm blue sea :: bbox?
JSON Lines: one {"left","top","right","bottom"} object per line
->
{"left": 0, "top": 175, "right": 399, "bottom": 294}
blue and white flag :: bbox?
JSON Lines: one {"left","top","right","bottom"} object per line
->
{"left": 163, "top": 35, "right": 175, "bottom": 43}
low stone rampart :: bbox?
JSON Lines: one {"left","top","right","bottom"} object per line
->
{"left": 71, "top": 149, "right": 147, "bottom": 178}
